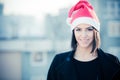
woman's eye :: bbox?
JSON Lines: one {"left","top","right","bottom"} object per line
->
{"left": 76, "top": 28, "right": 81, "bottom": 31}
{"left": 87, "top": 28, "right": 94, "bottom": 31}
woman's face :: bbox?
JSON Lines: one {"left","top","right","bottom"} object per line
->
{"left": 74, "top": 24, "right": 94, "bottom": 48}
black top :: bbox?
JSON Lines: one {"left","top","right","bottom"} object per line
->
{"left": 72, "top": 57, "right": 99, "bottom": 80}
{"left": 47, "top": 49, "right": 120, "bottom": 80}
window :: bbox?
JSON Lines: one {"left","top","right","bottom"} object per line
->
{"left": 31, "top": 75, "right": 46, "bottom": 80}
{"left": 108, "top": 21, "right": 120, "bottom": 37}
{"left": 30, "top": 52, "right": 47, "bottom": 67}
{"left": 106, "top": 1, "right": 120, "bottom": 19}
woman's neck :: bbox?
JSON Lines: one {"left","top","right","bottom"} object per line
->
{"left": 74, "top": 46, "right": 97, "bottom": 61}
{"left": 76, "top": 46, "right": 92, "bottom": 55}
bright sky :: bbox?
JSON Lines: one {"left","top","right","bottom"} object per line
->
{"left": 0, "top": 0, "right": 79, "bottom": 36}
{"left": 1, "top": 0, "right": 78, "bottom": 17}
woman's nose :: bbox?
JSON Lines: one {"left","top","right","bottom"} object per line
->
{"left": 80, "top": 31, "right": 87, "bottom": 37}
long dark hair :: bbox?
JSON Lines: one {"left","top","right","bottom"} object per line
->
{"left": 71, "top": 29, "right": 100, "bottom": 53}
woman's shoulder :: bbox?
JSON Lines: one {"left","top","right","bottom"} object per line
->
{"left": 105, "top": 52, "right": 118, "bottom": 59}
{"left": 98, "top": 49, "right": 120, "bottom": 64}
{"left": 49, "top": 50, "right": 73, "bottom": 69}
{"left": 54, "top": 50, "right": 72, "bottom": 61}
{"left": 105, "top": 53, "right": 120, "bottom": 64}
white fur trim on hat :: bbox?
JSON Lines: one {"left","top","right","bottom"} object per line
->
{"left": 70, "top": 17, "right": 100, "bottom": 31}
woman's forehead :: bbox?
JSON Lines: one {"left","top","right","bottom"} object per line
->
{"left": 76, "top": 24, "right": 92, "bottom": 28}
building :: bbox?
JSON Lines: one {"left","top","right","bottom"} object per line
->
{"left": 98, "top": 0, "right": 120, "bottom": 58}
{"left": 0, "top": 3, "right": 52, "bottom": 80}
{"left": 0, "top": 3, "right": 3, "bottom": 15}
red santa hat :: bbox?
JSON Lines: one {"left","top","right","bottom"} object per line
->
{"left": 67, "top": 0, "right": 100, "bottom": 31}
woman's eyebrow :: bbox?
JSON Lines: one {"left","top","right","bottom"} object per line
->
{"left": 75, "top": 27, "right": 81, "bottom": 29}
{"left": 87, "top": 26, "right": 94, "bottom": 29}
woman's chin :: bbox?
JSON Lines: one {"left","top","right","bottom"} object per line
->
{"left": 78, "top": 44, "right": 92, "bottom": 48}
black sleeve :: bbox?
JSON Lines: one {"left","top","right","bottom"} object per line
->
{"left": 107, "top": 54, "right": 120, "bottom": 80}
{"left": 47, "top": 55, "right": 59, "bottom": 80}
{"left": 112, "top": 55, "right": 120, "bottom": 80}
{"left": 115, "top": 56, "right": 120, "bottom": 64}
{"left": 112, "top": 69, "right": 120, "bottom": 80}
{"left": 106, "top": 53, "right": 120, "bottom": 64}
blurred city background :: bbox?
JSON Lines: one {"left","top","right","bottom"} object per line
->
{"left": 0, "top": 0, "right": 120, "bottom": 80}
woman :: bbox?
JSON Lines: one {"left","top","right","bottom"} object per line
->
{"left": 47, "top": 0, "right": 120, "bottom": 80}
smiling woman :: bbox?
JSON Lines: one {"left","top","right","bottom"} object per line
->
{"left": 47, "top": 0, "right": 120, "bottom": 80}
